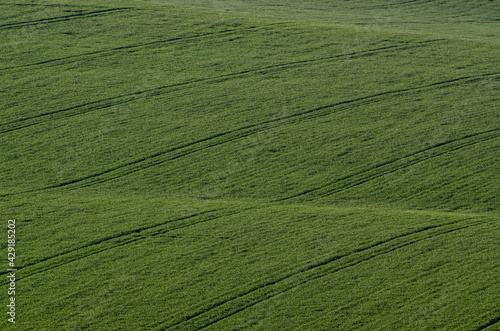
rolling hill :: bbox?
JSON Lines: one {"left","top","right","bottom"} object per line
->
{"left": 1, "top": 0, "right": 499, "bottom": 329}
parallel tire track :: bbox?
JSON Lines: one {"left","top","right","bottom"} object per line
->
{"left": 0, "top": 8, "right": 132, "bottom": 29}
{"left": 279, "top": 127, "right": 500, "bottom": 202}
{"left": 370, "top": 0, "right": 432, "bottom": 8}
{"left": 0, "top": 39, "right": 445, "bottom": 133}
{"left": 0, "top": 208, "right": 249, "bottom": 283}
{"left": 0, "top": 39, "right": 445, "bottom": 134}
{"left": 0, "top": 4, "right": 107, "bottom": 7}
{"left": 0, "top": 23, "right": 289, "bottom": 72}
{"left": 2, "top": 72, "right": 498, "bottom": 198}
{"left": 475, "top": 316, "right": 500, "bottom": 331}
{"left": 153, "top": 218, "right": 487, "bottom": 330}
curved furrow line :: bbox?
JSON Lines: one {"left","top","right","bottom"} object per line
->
{"left": 313, "top": 128, "right": 500, "bottom": 198}
{"left": 0, "top": 23, "right": 290, "bottom": 72}
{"left": 67, "top": 128, "right": 265, "bottom": 191}
{"left": 60, "top": 105, "right": 379, "bottom": 191}
{"left": 1, "top": 40, "right": 490, "bottom": 136}
{"left": 173, "top": 221, "right": 487, "bottom": 330}
{"left": 0, "top": 8, "right": 132, "bottom": 29}
{"left": 0, "top": 76, "right": 256, "bottom": 134}
{"left": 474, "top": 316, "right": 500, "bottom": 331}
{"left": 32, "top": 126, "right": 264, "bottom": 194}
{"left": 211, "top": 38, "right": 446, "bottom": 79}
{"left": 286, "top": 72, "right": 500, "bottom": 143}
{"left": 0, "top": 94, "right": 147, "bottom": 134}
{"left": 193, "top": 38, "right": 446, "bottom": 86}
{"left": 0, "top": 208, "right": 250, "bottom": 283}
{"left": 0, "top": 38, "right": 446, "bottom": 133}
{"left": 369, "top": 0, "right": 433, "bottom": 8}
{"left": 1, "top": 96, "right": 388, "bottom": 195}
{"left": 255, "top": 70, "right": 500, "bottom": 132}
{"left": 296, "top": 70, "right": 500, "bottom": 128}
{"left": 280, "top": 128, "right": 500, "bottom": 202}
{"left": 0, "top": 38, "right": 447, "bottom": 134}
{"left": 155, "top": 218, "right": 486, "bottom": 330}
{"left": 0, "top": 124, "right": 267, "bottom": 197}
{"left": 3, "top": 72, "right": 498, "bottom": 198}
{"left": 0, "top": 210, "right": 218, "bottom": 280}
{"left": 0, "top": 4, "right": 108, "bottom": 8}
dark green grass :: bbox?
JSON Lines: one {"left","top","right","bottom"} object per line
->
{"left": 3, "top": 194, "right": 498, "bottom": 329}
{"left": 162, "top": 0, "right": 500, "bottom": 40}
{"left": 1, "top": 0, "right": 499, "bottom": 329}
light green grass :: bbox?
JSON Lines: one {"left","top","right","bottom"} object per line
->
{"left": 0, "top": 0, "right": 499, "bottom": 329}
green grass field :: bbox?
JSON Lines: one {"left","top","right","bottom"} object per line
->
{"left": 1, "top": 0, "right": 499, "bottom": 329}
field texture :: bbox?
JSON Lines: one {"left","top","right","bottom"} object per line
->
{"left": 1, "top": 0, "right": 499, "bottom": 329}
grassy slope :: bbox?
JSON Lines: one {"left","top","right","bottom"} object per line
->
{"left": 1, "top": 0, "right": 499, "bottom": 329}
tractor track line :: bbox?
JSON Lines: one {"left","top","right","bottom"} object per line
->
{"left": 314, "top": 129, "right": 500, "bottom": 199}
{"left": 0, "top": 208, "right": 252, "bottom": 283}
{"left": 0, "top": 97, "right": 400, "bottom": 194}
{"left": 157, "top": 219, "right": 485, "bottom": 330}
{"left": 0, "top": 23, "right": 290, "bottom": 72}
{"left": 198, "top": 222, "right": 484, "bottom": 329}
{"left": 369, "top": 0, "right": 433, "bottom": 8}
{"left": 0, "top": 4, "right": 109, "bottom": 8}
{"left": 0, "top": 210, "right": 219, "bottom": 279}
{"left": 0, "top": 38, "right": 443, "bottom": 131}
{"left": 474, "top": 315, "right": 500, "bottom": 331}
{"left": 2, "top": 73, "right": 498, "bottom": 198}
{"left": 66, "top": 128, "right": 265, "bottom": 190}
{"left": 1, "top": 45, "right": 492, "bottom": 135}
{"left": 43, "top": 127, "right": 264, "bottom": 191}
{"left": 0, "top": 8, "right": 132, "bottom": 29}
{"left": 0, "top": 126, "right": 265, "bottom": 197}
{"left": 279, "top": 127, "right": 500, "bottom": 201}
{"left": 75, "top": 72, "right": 498, "bottom": 194}
{"left": 0, "top": 38, "right": 446, "bottom": 133}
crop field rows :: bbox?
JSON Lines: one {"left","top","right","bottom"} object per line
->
{"left": 160, "top": 217, "right": 490, "bottom": 330}
{"left": 0, "top": 38, "right": 451, "bottom": 135}
{"left": 2, "top": 66, "right": 498, "bottom": 197}
{"left": 7, "top": 198, "right": 498, "bottom": 329}
{"left": 1, "top": 0, "right": 499, "bottom": 329}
